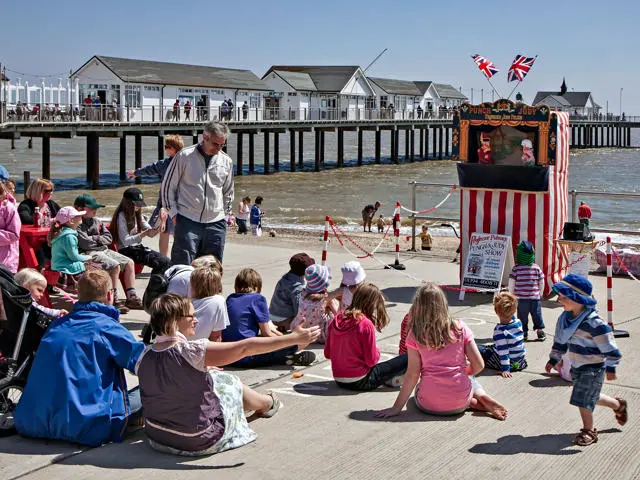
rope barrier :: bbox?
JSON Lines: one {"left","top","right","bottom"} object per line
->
{"left": 611, "top": 246, "right": 640, "bottom": 284}
{"left": 398, "top": 185, "right": 457, "bottom": 215}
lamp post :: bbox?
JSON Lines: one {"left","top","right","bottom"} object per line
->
{"left": 619, "top": 87, "right": 623, "bottom": 119}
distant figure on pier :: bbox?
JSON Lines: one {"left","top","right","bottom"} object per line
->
{"left": 578, "top": 201, "right": 592, "bottom": 228}
{"left": 416, "top": 105, "right": 423, "bottom": 119}
{"left": 242, "top": 101, "right": 249, "bottom": 120}
{"left": 227, "top": 98, "right": 234, "bottom": 121}
{"left": 184, "top": 100, "right": 192, "bottom": 121}
{"left": 361, "top": 201, "right": 381, "bottom": 232}
{"left": 162, "top": 121, "right": 234, "bottom": 264}
{"left": 173, "top": 99, "right": 180, "bottom": 121}
{"left": 220, "top": 100, "right": 229, "bottom": 121}
{"left": 196, "top": 97, "right": 206, "bottom": 121}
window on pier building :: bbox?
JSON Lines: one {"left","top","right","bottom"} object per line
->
{"left": 379, "top": 96, "right": 388, "bottom": 109}
{"left": 249, "top": 93, "right": 260, "bottom": 108}
{"left": 365, "top": 96, "right": 376, "bottom": 109}
{"left": 125, "top": 85, "right": 141, "bottom": 108}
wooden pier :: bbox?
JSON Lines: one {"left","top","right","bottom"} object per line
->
{"left": 0, "top": 118, "right": 637, "bottom": 189}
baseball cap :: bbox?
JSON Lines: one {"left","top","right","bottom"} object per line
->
{"left": 54, "top": 206, "right": 87, "bottom": 224}
{"left": 74, "top": 193, "right": 105, "bottom": 209}
{"left": 123, "top": 187, "right": 146, "bottom": 207}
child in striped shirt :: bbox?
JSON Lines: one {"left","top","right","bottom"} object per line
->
{"left": 509, "top": 240, "right": 546, "bottom": 341}
{"left": 545, "top": 274, "right": 626, "bottom": 447}
{"left": 478, "top": 292, "right": 527, "bottom": 378}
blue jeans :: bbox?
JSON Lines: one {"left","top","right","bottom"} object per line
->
{"left": 127, "top": 386, "right": 143, "bottom": 425}
{"left": 517, "top": 299, "right": 545, "bottom": 333}
{"left": 335, "top": 354, "right": 408, "bottom": 391}
{"left": 171, "top": 215, "right": 227, "bottom": 265}
{"left": 236, "top": 219, "right": 248, "bottom": 234}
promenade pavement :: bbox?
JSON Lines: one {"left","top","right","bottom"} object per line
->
{"left": 1, "top": 236, "right": 638, "bottom": 480}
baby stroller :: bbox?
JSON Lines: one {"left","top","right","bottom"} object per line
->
{"left": 0, "top": 265, "right": 53, "bottom": 436}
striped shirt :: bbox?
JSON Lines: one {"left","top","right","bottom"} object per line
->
{"left": 493, "top": 317, "right": 526, "bottom": 372}
{"left": 548, "top": 310, "right": 622, "bottom": 373}
{"left": 510, "top": 264, "right": 544, "bottom": 299}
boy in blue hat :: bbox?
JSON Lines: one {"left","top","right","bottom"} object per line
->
{"left": 545, "top": 274, "right": 627, "bottom": 446}
{"left": 509, "top": 240, "right": 546, "bottom": 341}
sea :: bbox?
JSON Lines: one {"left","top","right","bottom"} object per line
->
{"left": 1, "top": 130, "right": 639, "bottom": 243}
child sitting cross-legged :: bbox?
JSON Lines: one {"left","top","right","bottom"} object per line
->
{"left": 14, "top": 268, "right": 68, "bottom": 318}
{"left": 49, "top": 207, "right": 91, "bottom": 293}
{"left": 223, "top": 268, "right": 316, "bottom": 367}
{"left": 477, "top": 291, "right": 527, "bottom": 378}
{"left": 377, "top": 283, "right": 507, "bottom": 420}
{"left": 545, "top": 274, "right": 627, "bottom": 446}
{"left": 189, "top": 266, "right": 229, "bottom": 342}
{"left": 325, "top": 283, "right": 407, "bottom": 391}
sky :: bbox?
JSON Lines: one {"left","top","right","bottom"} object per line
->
{"left": 2, "top": 0, "right": 639, "bottom": 114}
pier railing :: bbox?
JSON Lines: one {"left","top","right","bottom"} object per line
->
{"left": 0, "top": 102, "right": 455, "bottom": 124}
{"left": 407, "top": 182, "right": 640, "bottom": 248}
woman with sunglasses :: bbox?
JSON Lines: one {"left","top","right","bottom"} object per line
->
{"left": 18, "top": 178, "right": 61, "bottom": 268}
{"left": 127, "top": 134, "right": 185, "bottom": 257}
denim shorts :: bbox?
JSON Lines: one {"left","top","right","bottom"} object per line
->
{"left": 570, "top": 365, "right": 605, "bottom": 411}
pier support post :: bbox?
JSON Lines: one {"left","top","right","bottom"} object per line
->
{"left": 404, "top": 128, "right": 410, "bottom": 160}
{"left": 627, "top": 127, "right": 631, "bottom": 147}
{"left": 438, "top": 126, "right": 443, "bottom": 159}
{"left": 314, "top": 129, "right": 321, "bottom": 172}
{"left": 119, "top": 136, "right": 127, "bottom": 181}
{"left": 193, "top": 134, "right": 199, "bottom": 145}
{"left": 425, "top": 127, "right": 429, "bottom": 159}
{"left": 419, "top": 128, "right": 424, "bottom": 159}
{"left": 571, "top": 127, "right": 575, "bottom": 147}
{"left": 410, "top": 128, "right": 415, "bottom": 162}
{"left": 357, "top": 129, "right": 363, "bottom": 166}
{"left": 263, "top": 131, "right": 270, "bottom": 175}
{"left": 298, "top": 131, "right": 304, "bottom": 169}
{"left": 248, "top": 133, "right": 255, "bottom": 174}
{"left": 11, "top": 139, "right": 15, "bottom": 150}
{"left": 289, "top": 130, "right": 296, "bottom": 172}
{"left": 445, "top": 127, "right": 450, "bottom": 158}
{"left": 157, "top": 135, "right": 164, "bottom": 160}
{"left": 390, "top": 129, "right": 397, "bottom": 164}
{"left": 42, "top": 136, "right": 51, "bottom": 180}
{"left": 431, "top": 126, "right": 437, "bottom": 159}
{"left": 375, "top": 129, "right": 381, "bottom": 164}
{"left": 87, "top": 133, "right": 100, "bottom": 190}
{"left": 577, "top": 126, "right": 583, "bottom": 148}
{"left": 320, "top": 131, "right": 325, "bottom": 167}
{"left": 236, "top": 133, "right": 243, "bottom": 176}
{"left": 274, "top": 132, "right": 280, "bottom": 172}
{"left": 134, "top": 134, "right": 142, "bottom": 185}
{"left": 337, "top": 129, "right": 344, "bottom": 168}
{"left": 607, "top": 126, "right": 611, "bottom": 147}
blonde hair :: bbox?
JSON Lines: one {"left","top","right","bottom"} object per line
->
{"left": 234, "top": 268, "right": 262, "bottom": 293}
{"left": 150, "top": 293, "right": 192, "bottom": 336}
{"left": 15, "top": 268, "right": 46, "bottom": 288}
{"left": 191, "top": 254, "right": 223, "bottom": 275}
{"left": 191, "top": 267, "right": 223, "bottom": 299}
{"left": 494, "top": 291, "right": 518, "bottom": 319}
{"left": 409, "top": 282, "right": 460, "bottom": 349}
{"left": 78, "top": 269, "right": 111, "bottom": 303}
{"left": 165, "top": 134, "right": 184, "bottom": 152}
{"left": 344, "top": 283, "right": 389, "bottom": 332}
{"left": 25, "top": 178, "right": 54, "bottom": 203}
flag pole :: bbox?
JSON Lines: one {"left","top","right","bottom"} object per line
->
{"left": 485, "top": 77, "right": 502, "bottom": 100}
{"left": 506, "top": 81, "right": 521, "bottom": 101}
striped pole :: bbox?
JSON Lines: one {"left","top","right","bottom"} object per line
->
{"left": 606, "top": 236, "right": 613, "bottom": 329}
{"left": 385, "top": 203, "right": 406, "bottom": 270}
{"left": 322, "top": 216, "right": 330, "bottom": 266}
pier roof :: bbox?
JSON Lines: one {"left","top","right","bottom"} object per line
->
{"left": 73, "top": 56, "right": 270, "bottom": 91}
{"left": 534, "top": 94, "right": 571, "bottom": 108}
{"left": 270, "top": 70, "right": 317, "bottom": 91}
{"left": 532, "top": 91, "right": 594, "bottom": 108}
{"left": 263, "top": 66, "right": 362, "bottom": 93}
{"left": 368, "top": 77, "right": 422, "bottom": 96}
{"left": 414, "top": 81, "right": 468, "bottom": 100}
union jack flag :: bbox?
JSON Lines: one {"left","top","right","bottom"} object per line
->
{"left": 508, "top": 55, "right": 537, "bottom": 82}
{"left": 471, "top": 54, "right": 499, "bottom": 79}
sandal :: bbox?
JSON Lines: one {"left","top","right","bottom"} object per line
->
{"left": 260, "top": 392, "right": 280, "bottom": 418}
{"left": 614, "top": 397, "right": 628, "bottom": 426}
{"left": 573, "top": 428, "right": 598, "bottom": 446}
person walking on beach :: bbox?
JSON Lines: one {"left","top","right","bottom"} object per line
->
{"left": 236, "top": 196, "right": 251, "bottom": 234}
{"left": 361, "top": 201, "right": 381, "bottom": 232}
{"left": 161, "top": 121, "right": 234, "bottom": 264}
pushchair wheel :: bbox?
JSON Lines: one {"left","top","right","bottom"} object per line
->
{"left": 0, "top": 380, "right": 24, "bottom": 436}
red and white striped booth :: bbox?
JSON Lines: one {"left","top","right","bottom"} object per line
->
{"left": 452, "top": 101, "right": 570, "bottom": 295}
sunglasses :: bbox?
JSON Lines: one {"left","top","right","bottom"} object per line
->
{"left": 44, "top": 189, "right": 53, "bottom": 194}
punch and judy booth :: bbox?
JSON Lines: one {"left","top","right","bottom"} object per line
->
{"left": 452, "top": 100, "right": 570, "bottom": 295}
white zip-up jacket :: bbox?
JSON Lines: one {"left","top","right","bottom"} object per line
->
{"left": 161, "top": 144, "right": 234, "bottom": 224}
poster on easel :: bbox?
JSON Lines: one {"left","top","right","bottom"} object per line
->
{"left": 460, "top": 233, "right": 512, "bottom": 300}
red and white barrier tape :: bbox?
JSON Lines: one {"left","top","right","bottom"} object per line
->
{"left": 399, "top": 185, "right": 457, "bottom": 215}
{"left": 606, "top": 237, "right": 614, "bottom": 328}
{"left": 611, "top": 246, "right": 640, "bottom": 284}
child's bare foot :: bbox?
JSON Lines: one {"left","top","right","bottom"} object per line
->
{"left": 473, "top": 393, "right": 508, "bottom": 421}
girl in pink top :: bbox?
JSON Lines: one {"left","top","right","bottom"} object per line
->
{"left": 0, "top": 182, "right": 21, "bottom": 273}
{"left": 325, "top": 283, "right": 407, "bottom": 390}
{"left": 376, "top": 283, "right": 507, "bottom": 420}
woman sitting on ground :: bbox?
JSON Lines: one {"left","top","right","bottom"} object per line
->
{"left": 136, "top": 293, "right": 320, "bottom": 456}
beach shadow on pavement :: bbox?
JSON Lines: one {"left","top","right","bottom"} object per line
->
{"left": 292, "top": 381, "right": 361, "bottom": 396}
{"left": 529, "top": 375, "right": 572, "bottom": 388}
{"left": 349, "top": 401, "right": 464, "bottom": 423}
{"left": 469, "top": 429, "right": 620, "bottom": 456}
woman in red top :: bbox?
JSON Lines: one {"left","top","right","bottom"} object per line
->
{"left": 324, "top": 283, "right": 407, "bottom": 390}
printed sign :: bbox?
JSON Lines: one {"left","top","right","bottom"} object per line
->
{"left": 460, "top": 233, "right": 512, "bottom": 300}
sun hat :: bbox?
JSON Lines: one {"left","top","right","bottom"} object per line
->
{"left": 123, "top": 187, "right": 146, "bottom": 207}
{"left": 515, "top": 240, "right": 535, "bottom": 266}
{"left": 341, "top": 261, "right": 366, "bottom": 286}
{"left": 521, "top": 139, "right": 533, "bottom": 149}
{"left": 74, "top": 193, "right": 105, "bottom": 209}
{"left": 552, "top": 274, "right": 597, "bottom": 306}
{"left": 289, "top": 253, "right": 315, "bottom": 277}
{"left": 54, "top": 206, "right": 87, "bottom": 224}
{"left": 304, "top": 264, "right": 331, "bottom": 293}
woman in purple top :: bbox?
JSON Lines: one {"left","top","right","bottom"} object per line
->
{"left": 136, "top": 293, "right": 320, "bottom": 456}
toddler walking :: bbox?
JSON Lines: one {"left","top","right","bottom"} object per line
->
{"left": 509, "top": 240, "right": 546, "bottom": 341}
{"left": 545, "top": 274, "right": 626, "bottom": 446}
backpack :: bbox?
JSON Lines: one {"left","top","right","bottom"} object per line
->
{"left": 142, "top": 267, "right": 191, "bottom": 314}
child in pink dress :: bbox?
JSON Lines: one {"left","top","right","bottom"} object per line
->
{"left": 291, "top": 264, "right": 338, "bottom": 343}
{"left": 0, "top": 182, "right": 20, "bottom": 273}
{"left": 377, "top": 283, "right": 507, "bottom": 419}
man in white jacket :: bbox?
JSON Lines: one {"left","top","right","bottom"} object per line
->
{"left": 161, "top": 121, "right": 234, "bottom": 264}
